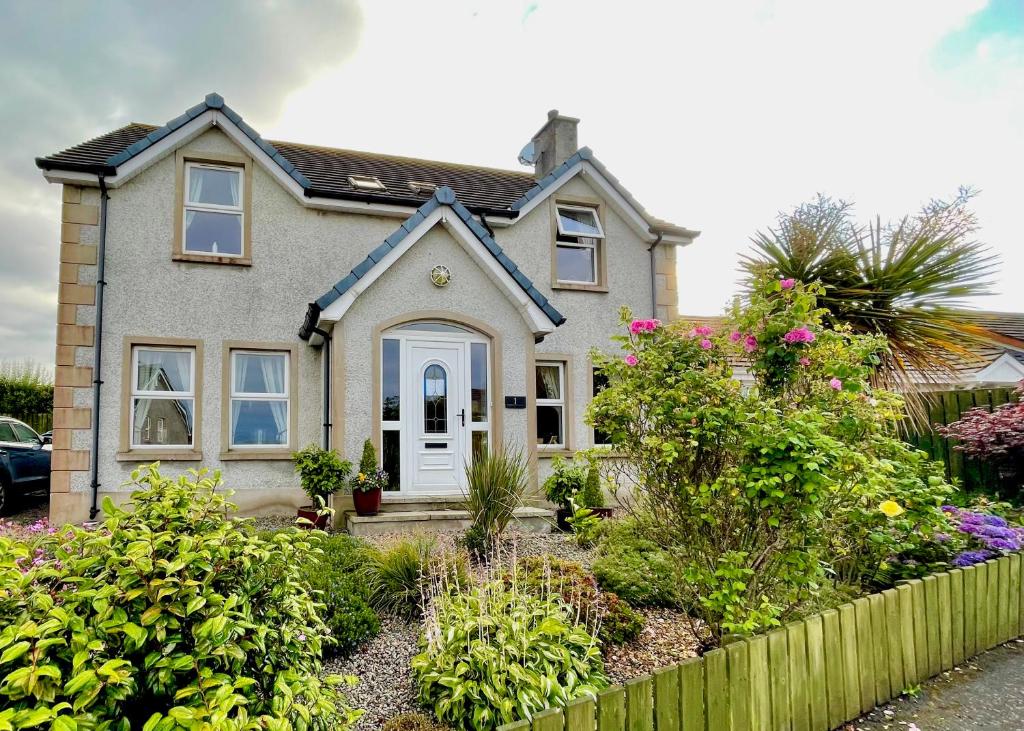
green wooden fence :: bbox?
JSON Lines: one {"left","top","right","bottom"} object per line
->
{"left": 906, "top": 387, "right": 1019, "bottom": 492}
{"left": 498, "top": 552, "right": 1024, "bottom": 731}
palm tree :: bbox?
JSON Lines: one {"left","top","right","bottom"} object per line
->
{"left": 742, "top": 189, "right": 1006, "bottom": 403}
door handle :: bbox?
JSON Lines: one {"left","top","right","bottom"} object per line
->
{"left": 459, "top": 409, "right": 466, "bottom": 427}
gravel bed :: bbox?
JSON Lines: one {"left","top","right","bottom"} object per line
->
{"left": 3, "top": 492, "right": 48, "bottom": 528}
{"left": 327, "top": 617, "right": 423, "bottom": 730}
{"left": 243, "top": 514, "right": 309, "bottom": 533}
{"left": 603, "top": 608, "right": 702, "bottom": 686}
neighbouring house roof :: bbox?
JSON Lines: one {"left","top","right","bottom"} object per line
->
{"left": 36, "top": 93, "right": 696, "bottom": 236}
{"left": 299, "top": 185, "right": 566, "bottom": 341}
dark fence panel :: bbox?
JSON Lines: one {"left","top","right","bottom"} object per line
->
{"left": 906, "top": 388, "right": 1019, "bottom": 492}
{"left": 1, "top": 411, "right": 53, "bottom": 434}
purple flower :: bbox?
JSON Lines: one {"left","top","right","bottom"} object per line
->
{"left": 692, "top": 325, "right": 714, "bottom": 337}
{"left": 624, "top": 354, "right": 638, "bottom": 367}
{"left": 952, "top": 549, "right": 993, "bottom": 567}
{"left": 743, "top": 334, "right": 758, "bottom": 353}
{"left": 988, "top": 538, "right": 1020, "bottom": 551}
{"left": 780, "top": 278, "right": 796, "bottom": 290}
{"left": 935, "top": 532, "right": 951, "bottom": 543}
{"left": 700, "top": 338, "right": 713, "bottom": 350}
{"left": 729, "top": 331, "right": 743, "bottom": 343}
{"left": 829, "top": 378, "right": 843, "bottom": 391}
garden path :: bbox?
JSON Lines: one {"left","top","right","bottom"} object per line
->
{"left": 851, "top": 641, "right": 1024, "bottom": 730}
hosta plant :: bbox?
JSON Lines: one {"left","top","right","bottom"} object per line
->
{"left": 0, "top": 464, "right": 360, "bottom": 730}
{"left": 413, "top": 581, "right": 607, "bottom": 730}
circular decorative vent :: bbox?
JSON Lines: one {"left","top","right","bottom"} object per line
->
{"left": 430, "top": 265, "right": 451, "bottom": 288}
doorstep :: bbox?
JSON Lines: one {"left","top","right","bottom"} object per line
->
{"left": 345, "top": 506, "right": 554, "bottom": 537}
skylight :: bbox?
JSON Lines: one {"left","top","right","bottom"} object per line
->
{"left": 348, "top": 175, "right": 386, "bottom": 191}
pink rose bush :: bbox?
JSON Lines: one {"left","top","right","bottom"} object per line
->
{"left": 782, "top": 327, "right": 816, "bottom": 344}
{"left": 629, "top": 318, "right": 662, "bottom": 334}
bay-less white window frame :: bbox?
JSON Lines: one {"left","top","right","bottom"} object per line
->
{"left": 555, "top": 204, "right": 604, "bottom": 285}
{"left": 536, "top": 360, "right": 566, "bottom": 449}
{"left": 130, "top": 346, "right": 196, "bottom": 449}
{"left": 229, "top": 350, "right": 290, "bottom": 449}
{"left": 183, "top": 161, "right": 244, "bottom": 257}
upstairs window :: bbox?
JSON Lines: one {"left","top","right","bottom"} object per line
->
{"left": 555, "top": 204, "right": 603, "bottom": 285}
{"left": 183, "top": 162, "right": 244, "bottom": 257}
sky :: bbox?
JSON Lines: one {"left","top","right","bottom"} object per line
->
{"left": 1, "top": 0, "right": 1022, "bottom": 368}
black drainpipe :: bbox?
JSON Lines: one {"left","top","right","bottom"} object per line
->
{"left": 311, "top": 327, "right": 332, "bottom": 449}
{"left": 647, "top": 231, "right": 663, "bottom": 319}
{"left": 88, "top": 177, "right": 109, "bottom": 520}
{"left": 479, "top": 213, "right": 495, "bottom": 239}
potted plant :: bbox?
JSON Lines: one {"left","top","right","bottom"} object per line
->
{"left": 292, "top": 444, "right": 352, "bottom": 528}
{"left": 350, "top": 439, "right": 388, "bottom": 516}
{"left": 542, "top": 456, "right": 589, "bottom": 530}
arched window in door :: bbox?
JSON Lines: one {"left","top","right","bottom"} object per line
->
{"left": 423, "top": 363, "right": 448, "bottom": 434}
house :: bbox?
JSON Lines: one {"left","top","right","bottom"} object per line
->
{"left": 35, "top": 94, "right": 698, "bottom": 529}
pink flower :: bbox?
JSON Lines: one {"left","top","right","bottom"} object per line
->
{"left": 700, "top": 339, "right": 713, "bottom": 350}
{"left": 782, "top": 327, "right": 816, "bottom": 344}
{"left": 625, "top": 354, "right": 638, "bottom": 366}
{"left": 743, "top": 335, "right": 758, "bottom": 353}
{"left": 799, "top": 357, "right": 811, "bottom": 367}
{"left": 630, "top": 319, "right": 662, "bottom": 334}
{"left": 729, "top": 331, "right": 742, "bottom": 343}
{"left": 829, "top": 378, "right": 842, "bottom": 390}
{"left": 692, "top": 325, "right": 713, "bottom": 337}
{"left": 780, "top": 278, "right": 796, "bottom": 290}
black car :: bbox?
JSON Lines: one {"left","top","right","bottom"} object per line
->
{"left": 0, "top": 417, "right": 51, "bottom": 514}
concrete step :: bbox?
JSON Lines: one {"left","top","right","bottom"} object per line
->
{"left": 377, "top": 493, "right": 469, "bottom": 513}
{"left": 346, "top": 506, "right": 554, "bottom": 537}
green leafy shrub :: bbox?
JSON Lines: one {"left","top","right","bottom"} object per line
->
{"left": 592, "top": 521, "right": 680, "bottom": 608}
{"left": 351, "top": 438, "right": 388, "bottom": 493}
{"left": 542, "top": 456, "right": 589, "bottom": 509}
{"left": 413, "top": 581, "right": 607, "bottom": 730}
{"left": 382, "top": 712, "right": 451, "bottom": 731}
{"left": 0, "top": 464, "right": 360, "bottom": 729}
{"left": 363, "top": 537, "right": 467, "bottom": 619}
{"left": 462, "top": 446, "right": 529, "bottom": 558}
{"left": 293, "top": 444, "right": 352, "bottom": 502}
{"left": 303, "top": 533, "right": 380, "bottom": 657}
{"left": 566, "top": 501, "right": 602, "bottom": 547}
{"left": 580, "top": 464, "right": 605, "bottom": 508}
{"left": 509, "top": 555, "right": 643, "bottom": 646}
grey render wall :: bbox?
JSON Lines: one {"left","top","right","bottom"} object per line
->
{"left": 336, "top": 225, "right": 532, "bottom": 463}
{"left": 73, "top": 126, "right": 665, "bottom": 515}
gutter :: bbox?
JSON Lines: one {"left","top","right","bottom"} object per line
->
{"left": 88, "top": 177, "right": 109, "bottom": 520}
{"left": 647, "top": 231, "right": 663, "bottom": 320}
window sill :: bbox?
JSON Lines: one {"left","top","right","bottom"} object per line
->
{"left": 219, "top": 449, "right": 293, "bottom": 461}
{"left": 117, "top": 449, "right": 203, "bottom": 462}
{"left": 537, "top": 447, "right": 574, "bottom": 458}
{"left": 173, "top": 252, "right": 251, "bottom": 267}
{"left": 553, "top": 281, "right": 608, "bottom": 293}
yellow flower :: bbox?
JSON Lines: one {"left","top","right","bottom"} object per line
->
{"left": 879, "top": 500, "right": 905, "bottom": 518}
{"left": 358, "top": 473, "right": 366, "bottom": 481}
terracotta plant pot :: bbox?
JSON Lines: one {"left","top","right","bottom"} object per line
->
{"left": 297, "top": 506, "right": 329, "bottom": 529}
{"left": 352, "top": 487, "right": 383, "bottom": 516}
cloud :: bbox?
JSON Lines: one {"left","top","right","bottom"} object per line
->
{"left": 0, "top": 0, "right": 363, "bottom": 365}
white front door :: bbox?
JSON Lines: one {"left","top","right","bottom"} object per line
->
{"left": 406, "top": 340, "right": 468, "bottom": 492}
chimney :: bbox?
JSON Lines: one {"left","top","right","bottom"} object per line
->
{"left": 531, "top": 109, "right": 579, "bottom": 178}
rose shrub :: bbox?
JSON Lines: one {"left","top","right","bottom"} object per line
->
{"left": 589, "top": 275, "right": 957, "bottom": 642}
{"left": 0, "top": 464, "right": 360, "bottom": 730}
